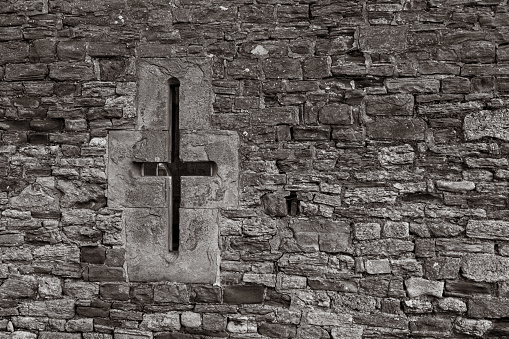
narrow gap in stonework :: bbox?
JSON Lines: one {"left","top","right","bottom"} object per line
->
{"left": 286, "top": 191, "right": 300, "bottom": 216}
{"left": 169, "top": 78, "right": 180, "bottom": 252}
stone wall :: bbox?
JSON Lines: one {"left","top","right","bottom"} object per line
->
{"left": 1, "top": 0, "right": 509, "bottom": 337}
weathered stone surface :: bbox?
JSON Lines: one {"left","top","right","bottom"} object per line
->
{"left": 436, "top": 297, "right": 467, "bottom": 313}
{"left": 223, "top": 286, "right": 264, "bottom": 304}
{"left": 378, "top": 144, "right": 415, "bottom": 166}
{"left": 365, "top": 94, "right": 414, "bottom": 116}
{"left": 261, "top": 193, "right": 287, "bottom": 217}
{"left": 357, "top": 239, "right": 414, "bottom": 257}
{"left": 180, "top": 130, "right": 239, "bottom": 209}
{"left": 353, "top": 223, "right": 381, "bottom": 240}
{"left": 140, "top": 312, "right": 181, "bottom": 331}
{"left": 5, "top": 63, "right": 48, "bottom": 81}
{"left": 9, "top": 177, "right": 60, "bottom": 213}
{"left": 464, "top": 109, "right": 509, "bottom": 141}
{"left": 319, "top": 104, "right": 352, "bottom": 124}
{"left": 305, "top": 310, "right": 352, "bottom": 326}
{"left": 454, "top": 318, "right": 492, "bottom": 337}
{"left": 424, "top": 257, "right": 460, "bottom": 280}
{"left": 154, "top": 284, "right": 189, "bottom": 304}
{"left": 467, "top": 219, "right": 509, "bottom": 240}
{"left": 0, "top": 275, "right": 37, "bottom": 299}
{"left": 469, "top": 297, "right": 509, "bottom": 319}
{"left": 365, "top": 259, "right": 391, "bottom": 274}
{"left": 258, "top": 323, "right": 297, "bottom": 338}
{"left": 137, "top": 58, "right": 212, "bottom": 130}
{"left": 19, "top": 299, "right": 75, "bottom": 319}
{"left": 435, "top": 180, "right": 475, "bottom": 192}
{"left": 386, "top": 78, "right": 440, "bottom": 94}
{"left": 405, "top": 277, "right": 444, "bottom": 298}
{"left": 366, "top": 118, "right": 426, "bottom": 140}
{"left": 461, "top": 254, "right": 509, "bottom": 282}
{"left": 359, "top": 26, "right": 407, "bottom": 52}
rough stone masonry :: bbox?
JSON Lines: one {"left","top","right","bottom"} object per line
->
{"left": 1, "top": 0, "right": 509, "bottom": 338}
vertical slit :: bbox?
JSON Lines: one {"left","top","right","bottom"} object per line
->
{"left": 169, "top": 79, "right": 180, "bottom": 252}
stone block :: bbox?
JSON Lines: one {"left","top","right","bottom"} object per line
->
{"left": 124, "top": 207, "right": 219, "bottom": 283}
{"left": 100, "top": 284, "right": 129, "bottom": 300}
{"left": 88, "top": 266, "right": 124, "bottom": 282}
{"left": 405, "top": 277, "right": 444, "bottom": 298}
{"left": 305, "top": 310, "right": 352, "bottom": 326}
{"left": 37, "top": 276, "right": 62, "bottom": 299}
{"left": 9, "top": 177, "right": 60, "bottom": 213}
{"left": 382, "top": 221, "right": 409, "bottom": 238}
{"left": 378, "top": 144, "right": 415, "bottom": 166}
{"left": 386, "top": 78, "right": 440, "bottom": 94}
{"left": 189, "top": 285, "right": 221, "bottom": 303}
{"left": 56, "top": 41, "right": 86, "bottom": 60}
{"left": 303, "top": 57, "right": 330, "bottom": 79}
{"left": 365, "top": 94, "right": 414, "bottom": 116}
{"left": 454, "top": 318, "right": 492, "bottom": 337}
{"left": 461, "top": 254, "right": 509, "bottom": 282}
{"left": 424, "top": 257, "right": 460, "bottom": 280}
{"left": 19, "top": 299, "right": 75, "bottom": 319}
{"left": 435, "top": 180, "right": 475, "bottom": 192}
{"left": 261, "top": 193, "right": 287, "bottom": 217}
{"left": 469, "top": 297, "right": 509, "bottom": 319}
{"left": 0, "top": 275, "right": 37, "bottom": 299}
{"left": 258, "top": 323, "right": 297, "bottom": 338}
{"left": 262, "top": 58, "right": 302, "bottom": 79}
{"left": 353, "top": 223, "right": 381, "bottom": 240}
{"left": 202, "top": 313, "right": 226, "bottom": 331}
{"left": 466, "top": 220, "right": 509, "bottom": 240}
{"left": 403, "top": 299, "right": 433, "bottom": 313}
{"left": 140, "top": 312, "right": 180, "bottom": 331}
{"left": 0, "top": 42, "right": 29, "bottom": 65}
{"left": 359, "top": 26, "right": 407, "bottom": 52}
{"left": 464, "top": 109, "right": 509, "bottom": 141}
{"left": 65, "top": 318, "right": 94, "bottom": 332}
{"left": 318, "top": 104, "right": 352, "bottom": 125}
{"left": 366, "top": 118, "right": 426, "bottom": 140}
{"left": 154, "top": 284, "right": 189, "bottom": 303}
{"left": 256, "top": 107, "right": 299, "bottom": 125}
{"left": 180, "top": 130, "right": 239, "bottom": 209}
{"left": 293, "top": 126, "right": 330, "bottom": 141}
{"left": 441, "top": 77, "right": 471, "bottom": 94}
{"left": 357, "top": 239, "right": 414, "bottom": 257}
{"left": 81, "top": 246, "right": 106, "bottom": 264}
{"left": 107, "top": 131, "right": 168, "bottom": 209}
{"left": 181, "top": 311, "right": 201, "bottom": 328}
{"left": 5, "top": 63, "right": 47, "bottom": 81}
{"left": 49, "top": 62, "right": 95, "bottom": 81}
{"left": 436, "top": 297, "right": 467, "bottom": 313}
{"left": 223, "top": 286, "right": 264, "bottom": 304}
{"left": 365, "top": 259, "right": 391, "bottom": 274}
{"left": 460, "top": 41, "right": 495, "bottom": 63}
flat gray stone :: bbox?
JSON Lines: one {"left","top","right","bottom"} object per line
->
{"left": 464, "top": 109, "right": 509, "bottom": 141}
{"left": 467, "top": 220, "right": 509, "bottom": 241}
{"left": 137, "top": 58, "right": 212, "bottom": 130}
{"left": 462, "top": 254, "right": 509, "bottom": 282}
{"left": 125, "top": 207, "right": 219, "bottom": 283}
{"left": 107, "top": 131, "right": 168, "bottom": 209}
{"left": 180, "top": 130, "right": 239, "bottom": 209}
{"left": 405, "top": 277, "right": 444, "bottom": 298}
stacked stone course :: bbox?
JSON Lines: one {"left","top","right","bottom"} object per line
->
{"left": 1, "top": 0, "right": 509, "bottom": 337}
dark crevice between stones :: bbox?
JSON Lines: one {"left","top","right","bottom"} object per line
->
{"left": 286, "top": 191, "right": 300, "bottom": 216}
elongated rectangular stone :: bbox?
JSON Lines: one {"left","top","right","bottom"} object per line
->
{"left": 386, "top": 78, "right": 440, "bottom": 94}
{"left": 365, "top": 94, "right": 414, "bottom": 116}
{"left": 467, "top": 220, "right": 509, "bottom": 240}
{"left": 469, "top": 297, "right": 509, "bottom": 319}
{"left": 367, "top": 118, "right": 426, "bottom": 140}
{"left": 461, "top": 254, "right": 509, "bottom": 282}
{"left": 359, "top": 26, "right": 407, "bottom": 52}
